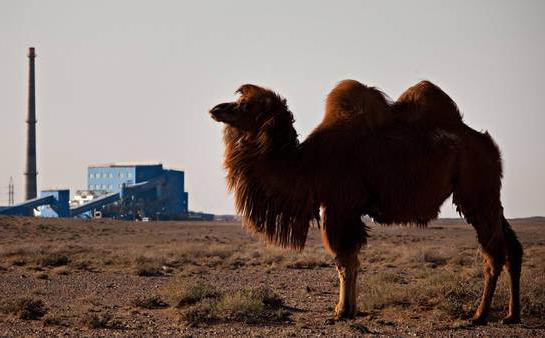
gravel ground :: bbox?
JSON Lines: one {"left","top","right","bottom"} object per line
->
{"left": 0, "top": 216, "right": 544, "bottom": 337}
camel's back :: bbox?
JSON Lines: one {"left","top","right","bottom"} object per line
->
{"left": 322, "top": 80, "right": 462, "bottom": 132}
{"left": 392, "top": 81, "right": 463, "bottom": 128}
{"left": 323, "top": 79, "right": 391, "bottom": 129}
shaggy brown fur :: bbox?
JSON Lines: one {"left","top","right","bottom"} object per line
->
{"left": 209, "top": 80, "right": 523, "bottom": 324}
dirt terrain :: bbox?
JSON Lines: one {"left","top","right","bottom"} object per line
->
{"left": 0, "top": 215, "right": 544, "bottom": 337}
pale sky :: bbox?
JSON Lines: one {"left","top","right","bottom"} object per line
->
{"left": 1, "top": 0, "right": 544, "bottom": 218}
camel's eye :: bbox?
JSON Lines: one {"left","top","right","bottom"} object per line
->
{"left": 238, "top": 102, "right": 251, "bottom": 112}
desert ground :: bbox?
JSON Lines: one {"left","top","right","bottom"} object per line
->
{"left": 0, "top": 215, "right": 543, "bottom": 337}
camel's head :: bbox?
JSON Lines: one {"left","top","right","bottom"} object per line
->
{"left": 209, "top": 84, "right": 288, "bottom": 132}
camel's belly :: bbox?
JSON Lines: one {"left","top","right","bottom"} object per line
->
{"left": 365, "top": 175, "right": 454, "bottom": 225}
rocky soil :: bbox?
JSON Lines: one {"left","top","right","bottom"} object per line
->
{"left": 0, "top": 216, "right": 544, "bottom": 337}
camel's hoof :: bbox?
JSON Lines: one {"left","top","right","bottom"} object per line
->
{"left": 502, "top": 315, "right": 521, "bottom": 325}
{"left": 470, "top": 315, "right": 488, "bottom": 326}
{"left": 334, "top": 307, "right": 356, "bottom": 321}
{"left": 333, "top": 313, "right": 350, "bottom": 321}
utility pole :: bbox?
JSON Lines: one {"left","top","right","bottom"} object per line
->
{"left": 8, "top": 177, "right": 14, "bottom": 206}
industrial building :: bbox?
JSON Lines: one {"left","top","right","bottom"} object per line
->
{"left": 1, "top": 163, "right": 189, "bottom": 220}
{"left": 85, "top": 163, "right": 188, "bottom": 219}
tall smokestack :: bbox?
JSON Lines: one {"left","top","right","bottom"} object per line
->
{"left": 25, "top": 47, "right": 37, "bottom": 201}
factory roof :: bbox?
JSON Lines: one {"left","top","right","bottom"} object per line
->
{"left": 88, "top": 162, "right": 163, "bottom": 168}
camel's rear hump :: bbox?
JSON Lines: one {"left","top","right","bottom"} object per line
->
{"left": 394, "top": 81, "right": 463, "bottom": 127}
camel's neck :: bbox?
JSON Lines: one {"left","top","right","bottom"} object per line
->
{"left": 223, "top": 121, "right": 300, "bottom": 193}
{"left": 222, "top": 116, "right": 316, "bottom": 249}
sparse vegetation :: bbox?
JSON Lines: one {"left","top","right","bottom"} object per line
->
{"left": 215, "top": 287, "right": 289, "bottom": 323}
{"left": 359, "top": 264, "right": 482, "bottom": 319}
{"left": 0, "top": 216, "right": 543, "bottom": 336}
{"left": 161, "top": 278, "right": 219, "bottom": 307}
{"left": 82, "top": 311, "right": 124, "bottom": 329}
{"left": 131, "top": 295, "right": 168, "bottom": 309}
{"left": 133, "top": 256, "right": 165, "bottom": 277}
{"left": 36, "top": 253, "right": 69, "bottom": 267}
{"left": 285, "top": 257, "right": 330, "bottom": 269}
{"left": 175, "top": 284, "right": 290, "bottom": 325}
{"left": 42, "top": 313, "right": 69, "bottom": 327}
{"left": 70, "top": 259, "right": 94, "bottom": 271}
{"left": 1, "top": 297, "right": 48, "bottom": 320}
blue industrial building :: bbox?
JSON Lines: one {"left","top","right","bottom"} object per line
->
{"left": 1, "top": 163, "right": 189, "bottom": 220}
{"left": 88, "top": 163, "right": 162, "bottom": 193}
{"left": 87, "top": 163, "right": 188, "bottom": 219}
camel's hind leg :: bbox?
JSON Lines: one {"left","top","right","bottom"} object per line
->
{"left": 458, "top": 210, "right": 522, "bottom": 325}
{"left": 453, "top": 128, "right": 522, "bottom": 324}
{"left": 501, "top": 216, "right": 523, "bottom": 324}
{"left": 471, "top": 227, "right": 504, "bottom": 326}
{"left": 320, "top": 207, "right": 367, "bottom": 319}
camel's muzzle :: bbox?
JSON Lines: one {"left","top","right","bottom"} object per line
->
{"left": 209, "top": 102, "right": 237, "bottom": 123}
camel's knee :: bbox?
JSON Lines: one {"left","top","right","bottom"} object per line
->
{"left": 482, "top": 251, "right": 504, "bottom": 277}
{"left": 503, "top": 222, "right": 523, "bottom": 270}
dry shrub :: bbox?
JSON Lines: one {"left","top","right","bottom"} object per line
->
{"left": 133, "top": 256, "right": 164, "bottom": 277}
{"left": 82, "top": 311, "right": 125, "bottom": 329}
{"left": 448, "top": 251, "right": 477, "bottom": 268}
{"left": 43, "top": 313, "right": 70, "bottom": 327}
{"left": 165, "top": 278, "right": 290, "bottom": 325}
{"left": 179, "top": 287, "right": 289, "bottom": 325}
{"left": 436, "top": 275, "right": 481, "bottom": 318}
{"left": 36, "top": 253, "right": 69, "bottom": 267}
{"left": 360, "top": 271, "right": 412, "bottom": 311}
{"left": 285, "top": 256, "right": 330, "bottom": 269}
{"left": 412, "top": 248, "right": 451, "bottom": 267}
{"left": 226, "top": 247, "right": 284, "bottom": 269}
{"left": 359, "top": 268, "right": 480, "bottom": 318}
{"left": 9, "top": 257, "right": 28, "bottom": 266}
{"left": 362, "top": 252, "right": 387, "bottom": 264}
{"left": 70, "top": 259, "right": 95, "bottom": 272}
{"left": 181, "top": 300, "right": 217, "bottom": 325}
{"left": 131, "top": 295, "right": 168, "bottom": 309}
{"left": 216, "top": 291, "right": 266, "bottom": 321}
{"left": 215, "top": 287, "right": 288, "bottom": 323}
{"left": 161, "top": 278, "right": 218, "bottom": 307}
{"left": 162, "top": 243, "right": 236, "bottom": 267}
{"left": 1, "top": 297, "right": 48, "bottom": 320}
{"left": 225, "top": 254, "right": 247, "bottom": 269}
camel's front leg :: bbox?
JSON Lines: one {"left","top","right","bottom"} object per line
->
{"left": 334, "top": 251, "right": 360, "bottom": 319}
{"left": 319, "top": 207, "right": 366, "bottom": 320}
